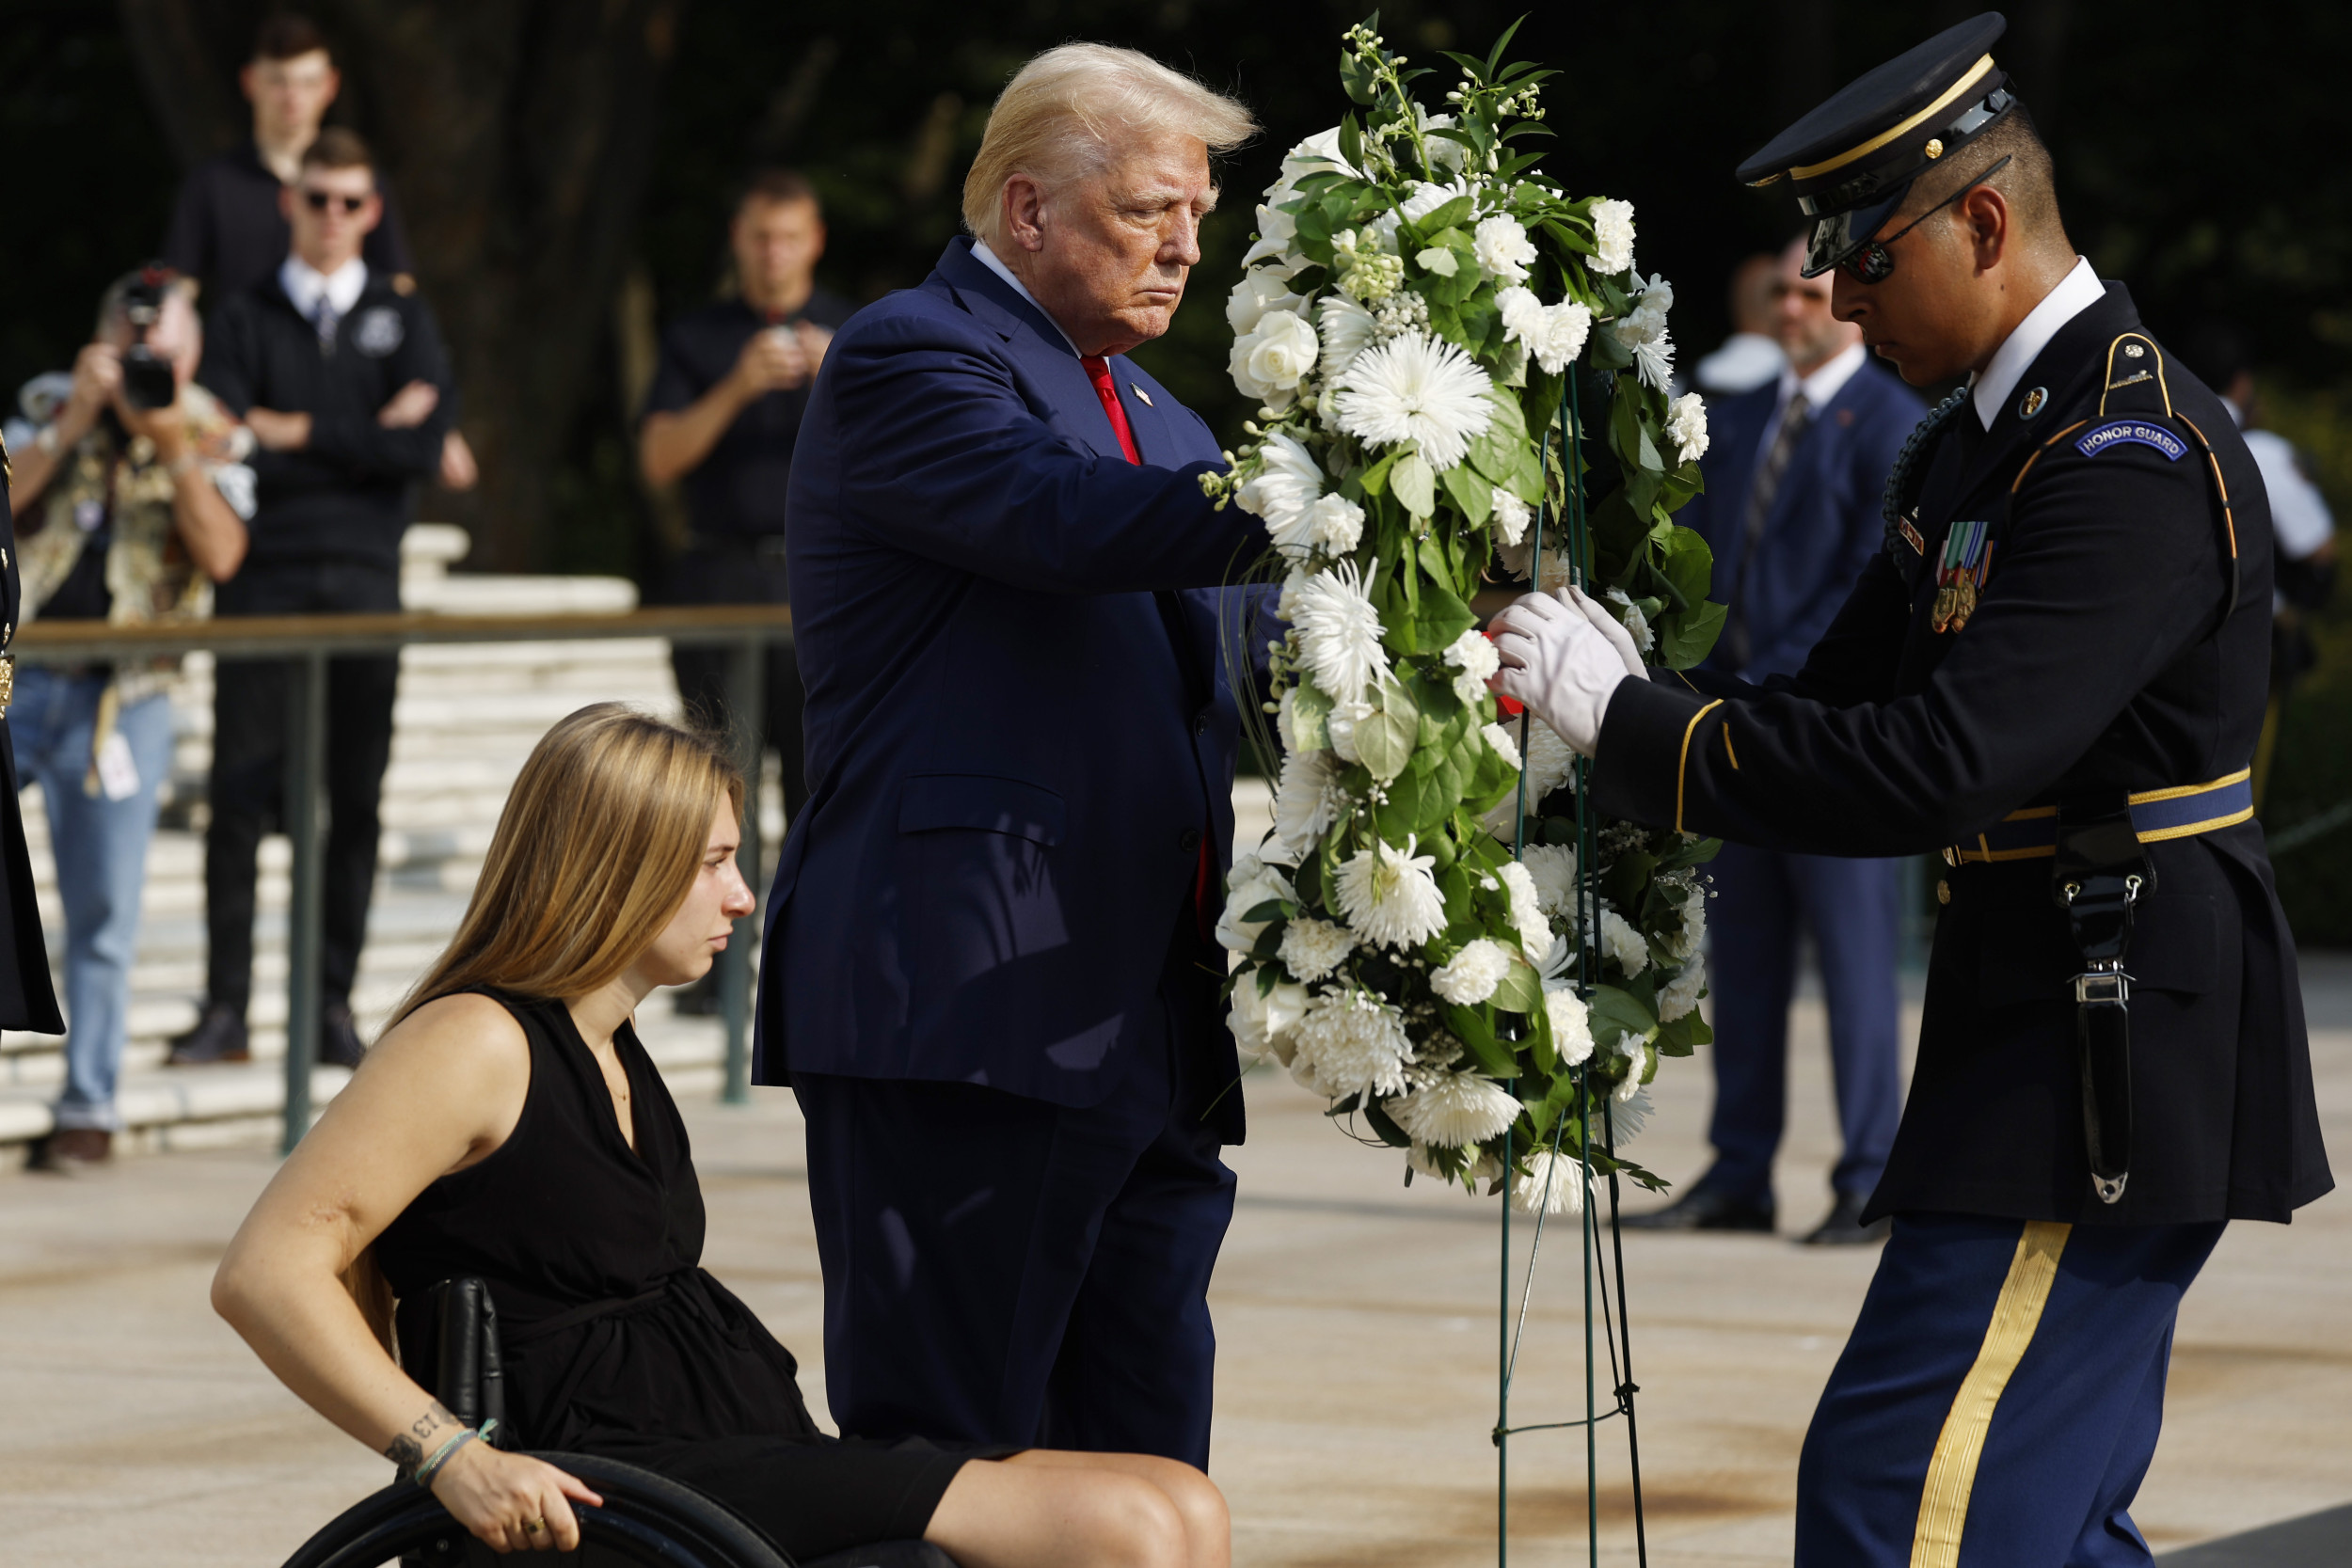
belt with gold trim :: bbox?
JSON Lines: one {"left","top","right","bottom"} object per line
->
{"left": 1943, "top": 769, "right": 2252, "bottom": 866}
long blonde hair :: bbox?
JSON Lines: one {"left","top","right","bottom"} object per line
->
{"left": 391, "top": 703, "right": 744, "bottom": 1025}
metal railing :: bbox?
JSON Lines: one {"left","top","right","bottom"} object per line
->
{"left": 15, "top": 604, "right": 793, "bottom": 1152}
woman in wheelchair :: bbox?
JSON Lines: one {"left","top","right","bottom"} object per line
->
{"left": 214, "top": 705, "right": 1228, "bottom": 1566}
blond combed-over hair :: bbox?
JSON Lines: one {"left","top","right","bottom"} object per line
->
{"left": 389, "top": 704, "right": 743, "bottom": 1027}
{"left": 961, "top": 42, "right": 1257, "bottom": 245}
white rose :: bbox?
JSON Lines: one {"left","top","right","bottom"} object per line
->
{"left": 1216, "top": 854, "right": 1296, "bottom": 954}
{"left": 1227, "top": 270, "right": 1309, "bottom": 337}
{"left": 1280, "top": 127, "right": 1358, "bottom": 185}
{"left": 1230, "top": 972, "right": 1311, "bottom": 1063}
{"left": 1231, "top": 309, "right": 1321, "bottom": 406}
{"left": 1242, "top": 199, "right": 1301, "bottom": 270}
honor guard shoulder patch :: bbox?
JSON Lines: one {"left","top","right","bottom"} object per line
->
{"left": 2075, "top": 419, "right": 2187, "bottom": 462}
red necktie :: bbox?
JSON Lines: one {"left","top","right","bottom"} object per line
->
{"left": 1083, "top": 356, "right": 1215, "bottom": 939}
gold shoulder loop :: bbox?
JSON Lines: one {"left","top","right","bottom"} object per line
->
{"left": 2098, "top": 333, "right": 2173, "bottom": 419}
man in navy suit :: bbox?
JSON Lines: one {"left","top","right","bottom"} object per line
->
{"left": 755, "top": 45, "right": 1265, "bottom": 1466}
{"left": 1628, "top": 237, "right": 1924, "bottom": 1243}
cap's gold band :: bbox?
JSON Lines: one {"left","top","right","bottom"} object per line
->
{"left": 1782, "top": 54, "right": 1997, "bottom": 184}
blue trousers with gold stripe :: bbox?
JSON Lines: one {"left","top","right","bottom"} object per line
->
{"left": 1796, "top": 1214, "right": 2224, "bottom": 1566}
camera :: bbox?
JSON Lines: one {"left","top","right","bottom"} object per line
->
{"left": 118, "top": 267, "right": 179, "bottom": 412}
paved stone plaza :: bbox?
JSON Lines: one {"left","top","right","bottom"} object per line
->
{"left": 3, "top": 964, "right": 2348, "bottom": 1566}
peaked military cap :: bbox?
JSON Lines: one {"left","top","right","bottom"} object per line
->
{"left": 1739, "top": 12, "right": 2019, "bottom": 278}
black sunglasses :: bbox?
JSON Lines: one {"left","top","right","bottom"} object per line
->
{"left": 301, "top": 190, "right": 370, "bottom": 214}
{"left": 1841, "top": 155, "right": 2014, "bottom": 285}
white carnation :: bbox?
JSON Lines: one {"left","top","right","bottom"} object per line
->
{"left": 1513, "top": 1148, "right": 1588, "bottom": 1216}
{"left": 1472, "top": 214, "right": 1536, "bottom": 284}
{"left": 1231, "top": 308, "right": 1320, "bottom": 407}
{"left": 1334, "top": 835, "right": 1449, "bottom": 950}
{"left": 1229, "top": 972, "right": 1310, "bottom": 1062}
{"left": 1278, "top": 916, "right": 1357, "bottom": 983}
{"left": 1332, "top": 330, "right": 1497, "bottom": 471}
{"left": 1495, "top": 860, "right": 1551, "bottom": 960}
{"left": 1604, "top": 588, "right": 1655, "bottom": 655}
{"left": 1665, "top": 881, "right": 1706, "bottom": 961}
{"left": 1291, "top": 561, "right": 1391, "bottom": 700}
{"left": 1482, "top": 721, "right": 1521, "bottom": 772}
{"left": 1305, "top": 493, "right": 1365, "bottom": 554}
{"left": 1658, "top": 954, "right": 1707, "bottom": 1022}
{"left": 1318, "top": 293, "right": 1379, "bottom": 383}
{"left": 1391, "top": 1071, "right": 1520, "bottom": 1148}
{"left": 1618, "top": 1060, "right": 1650, "bottom": 1101}
{"left": 1227, "top": 270, "right": 1309, "bottom": 337}
{"left": 1491, "top": 486, "right": 1533, "bottom": 546}
{"left": 1598, "top": 905, "right": 1649, "bottom": 974}
{"left": 1292, "top": 989, "right": 1410, "bottom": 1100}
{"left": 1518, "top": 842, "right": 1579, "bottom": 922}
{"left": 1545, "top": 985, "right": 1596, "bottom": 1065}
{"left": 1442, "top": 626, "right": 1500, "bottom": 705}
{"left": 1497, "top": 286, "right": 1591, "bottom": 375}
{"left": 1590, "top": 198, "right": 1635, "bottom": 276}
{"left": 1272, "top": 748, "right": 1344, "bottom": 862}
{"left": 1216, "top": 853, "right": 1295, "bottom": 954}
{"left": 1667, "top": 390, "right": 1709, "bottom": 467}
{"left": 1235, "top": 432, "right": 1324, "bottom": 550}
{"left": 1276, "top": 565, "right": 1310, "bottom": 623}
{"left": 1430, "top": 938, "right": 1514, "bottom": 1006}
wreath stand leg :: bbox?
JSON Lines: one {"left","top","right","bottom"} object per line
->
{"left": 1497, "top": 372, "right": 1650, "bottom": 1568}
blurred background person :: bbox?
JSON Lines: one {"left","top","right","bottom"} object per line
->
{"left": 1627, "top": 235, "right": 1924, "bottom": 1244}
{"left": 1692, "top": 250, "right": 1786, "bottom": 398}
{"left": 639, "top": 167, "right": 850, "bottom": 1010}
{"left": 4, "top": 266, "right": 250, "bottom": 1169}
{"left": 167, "top": 129, "right": 454, "bottom": 1071}
{"left": 162, "top": 13, "right": 476, "bottom": 495}
{"left": 2180, "top": 323, "right": 2338, "bottom": 811}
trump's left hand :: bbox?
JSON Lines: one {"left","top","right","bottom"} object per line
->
{"left": 1489, "top": 589, "right": 1637, "bottom": 757}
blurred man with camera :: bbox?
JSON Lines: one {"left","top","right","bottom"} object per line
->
{"left": 4, "top": 266, "right": 251, "bottom": 1167}
{"left": 168, "top": 128, "right": 454, "bottom": 1070}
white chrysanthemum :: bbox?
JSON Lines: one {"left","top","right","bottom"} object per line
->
{"left": 1430, "top": 938, "right": 1514, "bottom": 1006}
{"left": 1227, "top": 270, "right": 1309, "bottom": 337}
{"left": 1491, "top": 486, "right": 1533, "bottom": 546}
{"left": 1216, "top": 853, "right": 1295, "bottom": 954}
{"left": 1495, "top": 860, "right": 1550, "bottom": 959}
{"left": 1332, "top": 331, "right": 1497, "bottom": 471}
{"left": 1594, "top": 1083, "right": 1653, "bottom": 1147}
{"left": 1632, "top": 330, "right": 1675, "bottom": 391}
{"left": 1235, "top": 432, "right": 1324, "bottom": 549}
{"left": 1472, "top": 214, "right": 1536, "bottom": 284}
{"left": 1604, "top": 588, "right": 1656, "bottom": 655}
{"left": 1442, "top": 626, "right": 1500, "bottom": 705}
{"left": 1599, "top": 905, "right": 1650, "bottom": 974}
{"left": 1518, "top": 843, "right": 1579, "bottom": 922}
{"left": 1546, "top": 985, "right": 1596, "bottom": 1065}
{"left": 1279, "top": 916, "right": 1357, "bottom": 983}
{"left": 1401, "top": 178, "right": 1471, "bottom": 225}
{"left": 1306, "top": 493, "right": 1366, "bottom": 554}
{"left": 1318, "top": 293, "right": 1379, "bottom": 383}
{"left": 1272, "top": 748, "right": 1343, "bottom": 862}
{"left": 1292, "top": 989, "right": 1410, "bottom": 1099}
{"left": 1590, "top": 198, "right": 1635, "bottom": 275}
{"left": 1391, "top": 1070, "right": 1520, "bottom": 1148}
{"left": 1291, "top": 561, "right": 1390, "bottom": 700}
{"left": 1513, "top": 1148, "right": 1588, "bottom": 1216}
{"left": 1482, "top": 721, "right": 1521, "bottom": 772}
{"left": 1658, "top": 954, "right": 1707, "bottom": 1022}
{"left": 1231, "top": 308, "right": 1321, "bottom": 407}
{"left": 1497, "top": 286, "right": 1591, "bottom": 375}
{"left": 1665, "top": 882, "right": 1706, "bottom": 961}
{"left": 1228, "top": 973, "right": 1309, "bottom": 1063}
{"left": 1334, "top": 835, "right": 1449, "bottom": 950}
{"left": 1327, "top": 696, "right": 1374, "bottom": 764}
{"left": 1667, "top": 390, "right": 1709, "bottom": 467}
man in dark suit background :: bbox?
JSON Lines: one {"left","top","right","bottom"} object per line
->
{"left": 0, "top": 463, "right": 66, "bottom": 1053}
{"left": 1629, "top": 236, "right": 1924, "bottom": 1243}
{"left": 756, "top": 45, "right": 1265, "bottom": 1467}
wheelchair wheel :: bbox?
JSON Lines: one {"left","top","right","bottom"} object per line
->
{"left": 280, "top": 1451, "right": 793, "bottom": 1568}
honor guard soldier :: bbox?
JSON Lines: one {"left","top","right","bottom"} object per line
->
{"left": 1491, "top": 13, "right": 2332, "bottom": 1565}
{"left": 0, "top": 448, "right": 67, "bottom": 1047}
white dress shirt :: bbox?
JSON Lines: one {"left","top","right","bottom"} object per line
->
{"left": 1971, "top": 255, "right": 2104, "bottom": 429}
{"left": 279, "top": 255, "right": 369, "bottom": 329}
{"left": 969, "top": 240, "right": 1081, "bottom": 355}
{"left": 1753, "top": 341, "right": 1868, "bottom": 470}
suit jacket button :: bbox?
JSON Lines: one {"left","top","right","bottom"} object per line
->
{"left": 1179, "top": 827, "right": 1203, "bottom": 854}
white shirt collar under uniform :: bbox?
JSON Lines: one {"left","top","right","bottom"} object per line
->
{"left": 969, "top": 240, "right": 1081, "bottom": 356}
{"left": 279, "top": 255, "right": 369, "bottom": 324}
{"left": 1971, "top": 255, "right": 2103, "bottom": 429}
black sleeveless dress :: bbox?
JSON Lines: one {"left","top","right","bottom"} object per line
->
{"left": 373, "top": 990, "right": 1015, "bottom": 1559}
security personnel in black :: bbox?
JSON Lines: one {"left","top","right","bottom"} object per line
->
{"left": 1490, "top": 15, "right": 2331, "bottom": 1565}
{"left": 0, "top": 454, "right": 65, "bottom": 1041}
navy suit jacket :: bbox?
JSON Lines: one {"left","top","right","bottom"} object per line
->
{"left": 754, "top": 237, "right": 1268, "bottom": 1110}
{"left": 1685, "top": 356, "right": 1923, "bottom": 680}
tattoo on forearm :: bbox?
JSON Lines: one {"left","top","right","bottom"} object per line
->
{"left": 385, "top": 1401, "right": 460, "bottom": 1474}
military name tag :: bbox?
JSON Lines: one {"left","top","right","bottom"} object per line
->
{"left": 1931, "top": 518, "right": 1994, "bottom": 633}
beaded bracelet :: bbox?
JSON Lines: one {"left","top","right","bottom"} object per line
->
{"left": 413, "top": 1418, "right": 500, "bottom": 1488}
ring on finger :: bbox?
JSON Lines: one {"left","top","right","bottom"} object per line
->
{"left": 524, "top": 1517, "right": 548, "bottom": 1535}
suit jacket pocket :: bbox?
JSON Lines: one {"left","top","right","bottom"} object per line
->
{"left": 1976, "top": 891, "right": 2217, "bottom": 1008}
{"left": 898, "top": 772, "right": 1067, "bottom": 847}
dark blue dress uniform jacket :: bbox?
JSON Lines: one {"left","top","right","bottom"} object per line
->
{"left": 1594, "top": 284, "right": 2331, "bottom": 1227}
{"left": 0, "top": 458, "right": 64, "bottom": 1033}
{"left": 754, "top": 237, "right": 1266, "bottom": 1112}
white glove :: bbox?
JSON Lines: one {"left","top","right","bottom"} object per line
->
{"left": 1560, "top": 584, "right": 1646, "bottom": 679}
{"left": 1489, "top": 591, "right": 1636, "bottom": 757}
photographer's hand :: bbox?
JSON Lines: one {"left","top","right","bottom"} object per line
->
{"left": 731, "top": 327, "right": 811, "bottom": 396}
{"left": 60, "top": 343, "right": 121, "bottom": 445}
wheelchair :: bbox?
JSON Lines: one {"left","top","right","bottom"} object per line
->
{"left": 279, "top": 1279, "right": 957, "bottom": 1568}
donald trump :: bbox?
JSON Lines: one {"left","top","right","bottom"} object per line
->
{"left": 757, "top": 46, "right": 1268, "bottom": 1465}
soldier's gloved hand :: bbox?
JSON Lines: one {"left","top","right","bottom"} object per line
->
{"left": 1488, "top": 592, "right": 1633, "bottom": 757}
{"left": 1560, "top": 584, "right": 1647, "bottom": 680}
